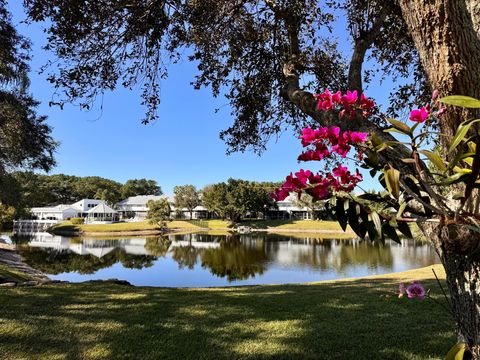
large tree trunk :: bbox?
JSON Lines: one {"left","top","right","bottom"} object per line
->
{"left": 426, "top": 222, "right": 480, "bottom": 358}
{"left": 398, "top": 2, "right": 480, "bottom": 357}
{"left": 398, "top": 1, "right": 480, "bottom": 140}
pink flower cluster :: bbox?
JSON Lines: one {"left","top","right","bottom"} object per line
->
{"left": 272, "top": 89, "right": 370, "bottom": 202}
{"left": 409, "top": 107, "right": 429, "bottom": 123}
{"left": 408, "top": 90, "right": 446, "bottom": 123}
{"left": 314, "top": 89, "right": 375, "bottom": 118}
{"left": 398, "top": 281, "right": 427, "bottom": 300}
{"left": 271, "top": 165, "right": 363, "bottom": 201}
{"left": 298, "top": 126, "right": 367, "bottom": 160}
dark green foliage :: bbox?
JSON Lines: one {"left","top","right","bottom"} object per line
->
{"left": 202, "top": 179, "right": 276, "bottom": 221}
{"left": 146, "top": 198, "right": 171, "bottom": 229}
{"left": 0, "top": 0, "right": 56, "bottom": 174}
{"left": 121, "top": 179, "right": 162, "bottom": 198}
{"left": 69, "top": 217, "right": 84, "bottom": 225}
{"left": 21, "top": 0, "right": 424, "bottom": 153}
{"left": 173, "top": 185, "right": 200, "bottom": 219}
{"left": 8, "top": 172, "right": 162, "bottom": 209}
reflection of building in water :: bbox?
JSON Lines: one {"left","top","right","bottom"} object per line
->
{"left": 25, "top": 233, "right": 220, "bottom": 258}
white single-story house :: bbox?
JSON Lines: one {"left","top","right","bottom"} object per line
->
{"left": 30, "top": 205, "right": 81, "bottom": 221}
{"left": 116, "top": 195, "right": 210, "bottom": 221}
{"left": 266, "top": 194, "right": 327, "bottom": 220}
{"left": 29, "top": 199, "right": 115, "bottom": 224}
{"left": 85, "top": 203, "right": 118, "bottom": 224}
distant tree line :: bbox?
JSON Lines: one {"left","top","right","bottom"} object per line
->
{"left": 201, "top": 179, "right": 279, "bottom": 222}
{"left": 0, "top": 172, "right": 162, "bottom": 223}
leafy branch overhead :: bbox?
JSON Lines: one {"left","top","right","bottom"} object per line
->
{"left": 23, "top": 0, "right": 426, "bottom": 154}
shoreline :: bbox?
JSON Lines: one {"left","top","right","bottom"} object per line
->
{"left": 49, "top": 227, "right": 356, "bottom": 237}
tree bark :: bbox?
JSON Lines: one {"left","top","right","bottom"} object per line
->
{"left": 397, "top": 2, "right": 480, "bottom": 357}
{"left": 425, "top": 222, "right": 480, "bottom": 358}
{"left": 398, "top": 1, "right": 480, "bottom": 140}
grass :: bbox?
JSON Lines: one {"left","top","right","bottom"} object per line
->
{"left": 0, "top": 263, "right": 31, "bottom": 283}
{"left": 0, "top": 264, "right": 455, "bottom": 360}
{"left": 241, "top": 219, "right": 348, "bottom": 231}
{"left": 50, "top": 220, "right": 232, "bottom": 234}
{"left": 51, "top": 219, "right": 348, "bottom": 234}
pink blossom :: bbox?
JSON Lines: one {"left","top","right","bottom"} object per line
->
{"left": 406, "top": 281, "right": 427, "bottom": 300}
{"left": 341, "top": 90, "right": 358, "bottom": 106}
{"left": 409, "top": 107, "right": 429, "bottom": 123}
{"left": 332, "top": 165, "right": 348, "bottom": 178}
{"left": 300, "top": 127, "right": 317, "bottom": 147}
{"left": 332, "top": 91, "right": 342, "bottom": 103}
{"left": 344, "top": 131, "right": 367, "bottom": 143}
{"left": 309, "top": 184, "right": 330, "bottom": 200}
{"left": 295, "top": 169, "right": 313, "bottom": 185}
{"left": 360, "top": 93, "right": 375, "bottom": 110}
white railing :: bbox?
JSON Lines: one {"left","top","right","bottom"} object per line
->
{"left": 13, "top": 220, "right": 59, "bottom": 234}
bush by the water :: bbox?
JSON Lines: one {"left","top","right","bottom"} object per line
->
{"left": 69, "top": 218, "right": 84, "bottom": 225}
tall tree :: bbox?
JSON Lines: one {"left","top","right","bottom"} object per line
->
{"left": 201, "top": 183, "right": 229, "bottom": 220}
{"left": 173, "top": 184, "right": 200, "bottom": 219}
{"left": 0, "top": 0, "right": 56, "bottom": 176}
{"left": 21, "top": 0, "right": 480, "bottom": 356}
{"left": 74, "top": 176, "right": 122, "bottom": 204}
{"left": 120, "top": 178, "right": 162, "bottom": 198}
{"left": 146, "top": 198, "right": 171, "bottom": 230}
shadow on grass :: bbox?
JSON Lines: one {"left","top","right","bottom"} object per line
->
{"left": 0, "top": 277, "right": 454, "bottom": 360}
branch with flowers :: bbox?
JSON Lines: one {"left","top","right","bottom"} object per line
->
{"left": 272, "top": 89, "right": 480, "bottom": 243}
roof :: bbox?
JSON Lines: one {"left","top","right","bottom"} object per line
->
{"left": 116, "top": 195, "right": 167, "bottom": 206}
{"left": 30, "top": 205, "right": 78, "bottom": 213}
{"left": 87, "top": 203, "right": 118, "bottom": 214}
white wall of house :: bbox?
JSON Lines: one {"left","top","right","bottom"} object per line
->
{"left": 30, "top": 206, "right": 79, "bottom": 221}
{"left": 71, "top": 199, "right": 104, "bottom": 212}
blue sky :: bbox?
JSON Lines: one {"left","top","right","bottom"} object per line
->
{"left": 8, "top": 2, "right": 395, "bottom": 195}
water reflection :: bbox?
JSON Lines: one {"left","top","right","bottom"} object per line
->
{"left": 13, "top": 232, "right": 439, "bottom": 287}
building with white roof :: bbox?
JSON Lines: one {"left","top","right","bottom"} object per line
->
{"left": 116, "top": 195, "right": 209, "bottom": 221}
{"left": 29, "top": 199, "right": 115, "bottom": 223}
{"left": 85, "top": 203, "right": 118, "bottom": 224}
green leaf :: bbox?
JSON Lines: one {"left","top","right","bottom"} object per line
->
{"left": 384, "top": 168, "right": 401, "bottom": 199}
{"left": 369, "top": 211, "right": 382, "bottom": 238}
{"left": 418, "top": 150, "right": 447, "bottom": 172}
{"left": 442, "top": 172, "right": 469, "bottom": 185}
{"left": 397, "top": 222, "right": 413, "bottom": 239}
{"left": 448, "top": 119, "right": 480, "bottom": 154}
{"left": 397, "top": 202, "right": 408, "bottom": 218}
{"left": 335, "top": 198, "right": 348, "bottom": 231}
{"left": 370, "top": 133, "right": 383, "bottom": 147}
{"left": 386, "top": 118, "right": 411, "bottom": 135}
{"left": 440, "top": 95, "right": 480, "bottom": 108}
{"left": 445, "top": 342, "right": 466, "bottom": 360}
{"left": 383, "top": 223, "right": 401, "bottom": 243}
{"left": 384, "top": 128, "right": 410, "bottom": 137}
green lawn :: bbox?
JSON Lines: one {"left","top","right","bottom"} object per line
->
{"left": 50, "top": 219, "right": 349, "bottom": 235}
{"left": 0, "top": 265, "right": 455, "bottom": 360}
{"left": 241, "top": 219, "right": 348, "bottom": 231}
{"left": 50, "top": 220, "right": 231, "bottom": 233}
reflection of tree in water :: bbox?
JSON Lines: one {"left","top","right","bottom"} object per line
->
{"left": 200, "top": 235, "right": 268, "bottom": 281}
{"left": 144, "top": 236, "right": 171, "bottom": 257}
{"left": 171, "top": 245, "right": 201, "bottom": 269}
{"left": 18, "top": 247, "right": 157, "bottom": 275}
{"left": 334, "top": 240, "right": 394, "bottom": 272}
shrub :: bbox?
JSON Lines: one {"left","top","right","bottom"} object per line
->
{"left": 69, "top": 217, "right": 84, "bottom": 225}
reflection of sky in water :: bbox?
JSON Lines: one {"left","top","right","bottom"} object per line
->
{"left": 16, "top": 232, "right": 439, "bottom": 287}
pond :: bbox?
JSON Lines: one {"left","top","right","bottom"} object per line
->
{"left": 12, "top": 232, "right": 439, "bottom": 287}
